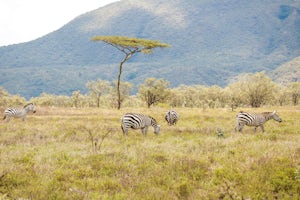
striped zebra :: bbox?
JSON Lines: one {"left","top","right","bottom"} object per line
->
{"left": 165, "top": 110, "right": 179, "bottom": 125}
{"left": 235, "top": 110, "right": 282, "bottom": 132}
{"left": 121, "top": 113, "right": 160, "bottom": 136}
{"left": 3, "top": 103, "right": 36, "bottom": 122}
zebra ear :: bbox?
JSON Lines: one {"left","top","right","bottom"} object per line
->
{"left": 272, "top": 110, "right": 276, "bottom": 115}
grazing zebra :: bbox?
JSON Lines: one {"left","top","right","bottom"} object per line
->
{"left": 165, "top": 110, "right": 179, "bottom": 125}
{"left": 121, "top": 113, "right": 160, "bottom": 136}
{"left": 235, "top": 110, "right": 282, "bottom": 132}
{"left": 3, "top": 103, "right": 36, "bottom": 122}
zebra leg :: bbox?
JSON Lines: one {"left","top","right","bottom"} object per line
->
{"left": 254, "top": 127, "right": 257, "bottom": 132}
{"left": 239, "top": 125, "right": 244, "bottom": 132}
{"left": 4, "top": 116, "right": 10, "bottom": 122}
{"left": 141, "top": 127, "right": 148, "bottom": 136}
{"left": 235, "top": 123, "right": 243, "bottom": 132}
{"left": 234, "top": 125, "right": 239, "bottom": 132}
{"left": 260, "top": 125, "right": 265, "bottom": 132}
{"left": 141, "top": 128, "right": 145, "bottom": 135}
{"left": 235, "top": 121, "right": 242, "bottom": 132}
{"left": 121, "top": 125, "right": 127, "bottom": 135}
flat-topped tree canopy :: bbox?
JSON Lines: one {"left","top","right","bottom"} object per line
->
{"left": 91, "top": 36, "right": 170, "bottom": 54}
{"left": 92, "top": 35, "right": 170, "bottom": 109}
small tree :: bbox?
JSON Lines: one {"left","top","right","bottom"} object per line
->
{"left": 31, "top": 93, "right": 55, "bottom": 107}
{"left": 0, "top": 87, "right": 10, "bottom": 107}
{"left": 225, "top": 83, "right": 246, "bottom": 110}
{"left": 168, "top": 87, "right": 185, "bottom": 107}
{"left": 274, "top": 85, "right": 289, "bottom": 106}
{"left": 206, "top": 85, "right": 227, "bottom": 108}
{"left": 138, "top": 78, "right": 170, "bottom": 108}
{"left": 229, "top": 72, "right": 276, "bottom": 107}
{"left": 86, "top": 79, "right": 112, "bottom": 108}
{"left": 92, "top": 36, "right": 170, "bottom": 109}
{"left": 71, "top": 90, "right": 82, "bottom": 108}
{"left": 289, "top": 82, "right": 300, "bottom": 105}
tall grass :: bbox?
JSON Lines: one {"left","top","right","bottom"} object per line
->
{"left": 0, "top": 106, "right": 299, "bottom": 199}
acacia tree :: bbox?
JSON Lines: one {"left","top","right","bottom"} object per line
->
{"left": 92, "top": 36, "right": 170, "bottom": 109}
{"left": 274, "top": 85, "right": 289, "bottom": 106}
{"left": 225, "top": 82, "right": 245, "bottom": 110}
{"left": 289, "top": 82, "right": 300, "bottom": 105}
{"left": 138, "top": 78, "right": 170, "bottom": 108}
{"left": 229, "top": 72, "right": 276, "bottom": 107}
{"left": 71, "top": 90, "right": 83, "bottom": 108}
{"left": 86, "top": 79, "right": 112, "bottom": 108}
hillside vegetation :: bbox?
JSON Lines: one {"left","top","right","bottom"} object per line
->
{"left": 0, "top": 0, "right": 299, "bottom": 98}
{"left": 0, "top": 106, "right": 299, "bottom": 199}
{"left": 270, "top": 56, "right": 300, "bottom": 85}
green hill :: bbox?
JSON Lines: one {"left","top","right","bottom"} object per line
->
{"left": 0, "top": 0, "right": 299, "bottom": 98}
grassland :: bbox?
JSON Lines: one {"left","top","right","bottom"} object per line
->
{"left": 0, "top": 106, "right": 299, "bottom": 199}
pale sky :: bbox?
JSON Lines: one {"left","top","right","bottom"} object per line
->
{"left": 0, "top": 0, "right": 120, "bottom": 46}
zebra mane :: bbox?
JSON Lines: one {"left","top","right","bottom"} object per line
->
{"left": 261, "top": 112, "right": 272, "bottom": 115}
{"left": 149, "top": 116, "right": 157, "bottom": 123}
{"left": 23, "top": 103, "right": 34, "bottom": 108}
{"left": 261, "top": 112, "right": 274, "bottom": 120}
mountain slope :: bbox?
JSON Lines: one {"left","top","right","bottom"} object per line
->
{"left": 270, "top": 56, "right": 300, "bottom": 85}
{"left": 0, "top": 0, "right": 299, "bottom": 98}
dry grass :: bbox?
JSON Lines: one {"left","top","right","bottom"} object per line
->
{"left": 0, "top": 106, "right": 299, "bottom": 199}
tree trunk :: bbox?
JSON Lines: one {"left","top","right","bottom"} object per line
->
{"left": 292, "top": 94, "right": 298, "bottom": 106}
{"left": 117, "top": 62, "right": 123, "bottom": 110}
{"left": 97, "top": 95, "right": 100, "bottom": 108}
{"left": 117, "top": 53, "right": 132, "bottom": 109}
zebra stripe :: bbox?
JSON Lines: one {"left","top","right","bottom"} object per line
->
{"left": 3, "top": 103, "right": 36, "bottom": 122}
{"left": 165, "top": 110, "right": 179, "bottom": 125}
{"left": 121, "top": 113, "right": 160, "bottom": 135}
{"left": 235, "top": 110, "right": 282, "bottom": 132}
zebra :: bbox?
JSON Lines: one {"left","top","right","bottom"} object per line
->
{"left": 165, "top": 110, "right": 179, "bottom": 125}
{"left": 3, "top": 103, "right": 36, "bottom": 122}
{"left": 235, "top": 110, "right": 282, "bottom": 132}
{"left": 121, "top": 113, "right": 160, "bottom": 136}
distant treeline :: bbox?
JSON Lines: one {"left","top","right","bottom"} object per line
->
{"left": 1, "top": 72, "right": 299, "bottom": 109}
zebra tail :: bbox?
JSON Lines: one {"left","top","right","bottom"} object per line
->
{"left": 3, "top": 115, "right": 6, "bottom": 120}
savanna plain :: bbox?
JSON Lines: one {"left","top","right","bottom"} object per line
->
{"left": 0, "top": 106, "right": 299, "bottom": 200}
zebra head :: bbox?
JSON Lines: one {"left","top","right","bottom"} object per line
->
{"left": 271, "top": 110, "right": 282, "bottom": 123}
{"left": 24, "top": 103, "right": 36, "bottom": 113}
{"left": 149, "top": 116, "right": 160, "bottom": 134}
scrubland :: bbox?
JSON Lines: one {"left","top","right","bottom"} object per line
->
{"left": 0, "top": 106, "right": 299, "bottom": 199}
